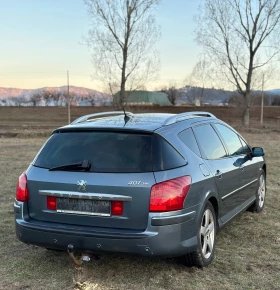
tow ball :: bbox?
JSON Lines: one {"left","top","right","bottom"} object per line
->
{"left": 67, "top": 244, "right": 91, "bottom": 266}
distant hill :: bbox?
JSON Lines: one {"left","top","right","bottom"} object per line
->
{"left": 1, "top": 85, "right": 279, "bottom": 107}
{"left": 266, "top": 89, "right": 280, "bottom": 95}
{"left": 0, "top": 87, "right": 27, "bottom": 98}
{"left": 0, "top": 86, "right": 111, "bottom": 106}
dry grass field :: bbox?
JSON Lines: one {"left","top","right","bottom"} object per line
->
{"left": 0, "top": 107, "right": 279, "bottom": 290}
{"left": 0, "top": 106, "right": 280, "bottom": 137}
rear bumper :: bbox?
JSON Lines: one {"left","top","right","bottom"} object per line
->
{"left": 15, "top": 202, "right": 198, "bottom": 257}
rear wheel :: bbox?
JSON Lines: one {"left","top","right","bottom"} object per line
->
{"left": 249, "top": 170, "right": 266, "bottom": 213}
{"left": 180, "top": 201, "right": 216, "bottom": 268}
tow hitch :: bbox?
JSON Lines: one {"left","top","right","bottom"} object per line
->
{"left": 67, "top": 244, "right": 91, "bottom": 266}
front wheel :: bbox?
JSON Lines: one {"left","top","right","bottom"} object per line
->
{"left": 249, "top": 169, "right": 266, "bottom": 213}
{"left": 180, "top": 201, "right": 216, "bottom": 268}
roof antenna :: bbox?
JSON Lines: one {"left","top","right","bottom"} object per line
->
{"left": 122, "top": 105, "right": 130, "bottom": 125}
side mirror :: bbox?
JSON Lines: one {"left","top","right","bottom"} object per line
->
{"left": 252, "top": 147, "right": 265, "bottom": 157}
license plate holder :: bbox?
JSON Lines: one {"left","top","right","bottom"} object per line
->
{"left": 56, "top": 197, "right": 111, "bottom": 216}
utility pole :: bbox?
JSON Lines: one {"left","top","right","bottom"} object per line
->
{"left": 67, "top": 70, "right": 70, "bottom": 124}
{"left": 260, "top": 74, "right": 264, "bottom": 125}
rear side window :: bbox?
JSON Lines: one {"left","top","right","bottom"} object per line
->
{"left": 178, "top": 128, "right": 201, "bottom": 157}
{"left": 193, "top": 124, "right": 227, "bottom": 160}
{"left": 153, "top": 136, "right": 186, "bottom": 171}
{"left": 214, "top": 124, "right": 244, "bottom": 156}
{"left": 34, "top": 131, "right": 186, "bottom": 173}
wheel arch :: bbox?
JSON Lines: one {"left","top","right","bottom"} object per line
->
{"left": 195, "top": 191, "right": 220, "bottom": 229}
{"left": 208, "top": 196, "right": 219, "bottom": 223}
{"left": 262, "top": 164, "right": 266, "bottom": 177}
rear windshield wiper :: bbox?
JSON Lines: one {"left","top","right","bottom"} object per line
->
{"left": 49, "top": 160, "right": 91, "bottom": 171}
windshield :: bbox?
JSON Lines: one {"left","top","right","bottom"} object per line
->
{"left": 34, "top": 131, "right": 186, "bottom": 173}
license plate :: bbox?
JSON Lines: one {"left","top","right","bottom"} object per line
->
{"left": 57, "top": 198, "right": 111, "bottom": 216}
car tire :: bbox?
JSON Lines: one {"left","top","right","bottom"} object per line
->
{"left": 249, "top": 169, "right": 266, "bottom": 213}
{"left": 180, "top": 201, "right": 217, "bottom": 268}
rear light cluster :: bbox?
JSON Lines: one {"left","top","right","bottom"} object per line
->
{"left": 16, "top": 172, "right": 29, "bottom": 202}
{"left": 149, "top": 175, "right": 191, "bottom": 212}
{"left": 111, "top": 201, "right": 123, "bottom": 215}
{"left": 47, "top": 196, "right": 57, "bottom": 210}
{"left": 46, "top": 196, "right": 123, "bottom": 216}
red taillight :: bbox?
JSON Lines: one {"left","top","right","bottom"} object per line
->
{"left": 47, "top": 196, "right": 57, "bottom": 210}
{"left": 16, "top": 172, "right": 29, "bottom": 202}
{"left": 111, "top": 201, "right": 123, "bottom": 215}
{"left": 149, "top": 176, "right": 191, "bottom": 212}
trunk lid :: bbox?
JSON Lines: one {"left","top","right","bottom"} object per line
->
{"left": 27, "top": 167, "right": 155, "bottom": 231}
{"left": 25, "top": 129, "right": 186, "bottom": 230}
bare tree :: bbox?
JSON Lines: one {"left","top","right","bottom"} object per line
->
{"left": 87, "top": 93, "right": 96, "bottom": 106}
{"left": 272, "top": 94, "right": 280, "bottom": 105}
{"left": 30, "top": 93, "right": 41, "bottom": 106}
{"left": 11, "top": 95, "right": 27, "bottom": 106}
{"left": 42, "top": 90, "right": 55, "bottom": 106}
{"left": 166, "top": 86, "right": 178, "bottom": 105}
{"left": 195, "top": 0, "right": 280, "bottom": 126}
{"left": 62, "top": 92, "right": 75, "bottom": 106}
{"left": 52, "top": 92, "right": 61, "bottom": 106}
{"left": 84, "top": 0, "right": 161, "bottom": 106}
{"left": 42, "top": 90, "right": 50, "bottom": 106}
{"left": 160, "top": 85, "right": 178, "bottom": 105}
{"left": 185, "top": 87, "right": 204, "bottom": 106}
{"left": 185, "top": 58, "right": 211, "bottom": 106}
{"left": 1, "top": 99, "right": 7, "bottom": 106}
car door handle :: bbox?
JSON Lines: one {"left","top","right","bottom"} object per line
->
{"left": 215, "top": 170, "right": 223, "bottom": 178}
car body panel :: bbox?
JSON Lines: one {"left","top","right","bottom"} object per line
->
{"left": 238, "top": 157, "right": 262, "bottom": 203}
{"left": 203, "top": 157, "right": 240, "bottom": 223}
{"left": 26, "top": 166, "right": 156, "bottom": 230}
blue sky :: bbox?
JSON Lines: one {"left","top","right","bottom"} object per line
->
{"left": 0, "top": 0, "right": 202, "bottom": 91}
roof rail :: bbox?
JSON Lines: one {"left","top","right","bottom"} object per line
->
{"left": 71, "top": 111, "right": 133, "bottom": 125}
{"left": 163, "top": 111, "right": 216, "bottom": 126}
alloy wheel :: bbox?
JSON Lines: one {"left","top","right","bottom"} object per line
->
{"left": 200, "top": 209, "right": 215, "bottom": 259}
{"left": 258, "top": 175, "right": 266, "bottom": 208}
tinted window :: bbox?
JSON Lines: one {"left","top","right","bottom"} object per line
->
{"left": 153, "top": 136, "right": 186, "bottom": 171}
{"left": 214, "top": 124, "right": 244, "bottom": 156}
{"left": 34, "top": 131, "right": 185, "bottom": 173}
{"left": 193, "top": 124, "right": 226, "bottom": 159}
{"left": 240, "top": 137, "right": 251, "bottom": 154}
{"left": 178, "top": 128, "right": 201, "bottom": 156}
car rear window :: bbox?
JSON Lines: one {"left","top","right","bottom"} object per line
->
{"left": 34, "top": 131, "right": 186, "bottom": 173}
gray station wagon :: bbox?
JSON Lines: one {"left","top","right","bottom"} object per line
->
{"left": 14, "top": 111, "right": 266, "bottom": 267}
